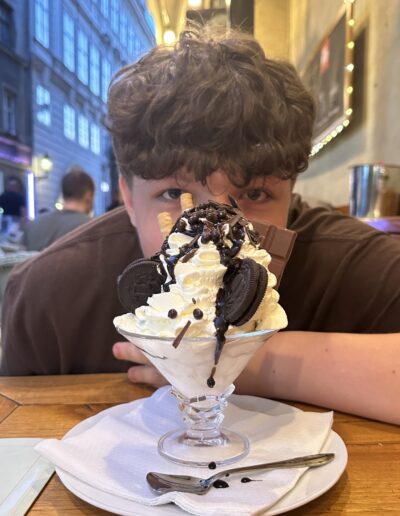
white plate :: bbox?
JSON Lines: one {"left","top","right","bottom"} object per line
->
{"left": 57, "top": 395, "right": 347, "bottom": 515}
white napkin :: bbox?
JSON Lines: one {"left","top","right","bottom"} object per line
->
{"left": 36, "top": 386, "right": 333, "bottom": 516}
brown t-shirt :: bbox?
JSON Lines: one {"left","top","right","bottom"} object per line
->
{"left": 1, "top": 195, "right": 400, "bottom": 375}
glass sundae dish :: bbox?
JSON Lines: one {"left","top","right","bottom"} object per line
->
{"left": 114, "top": 194, "right": 290, "bottom": 467}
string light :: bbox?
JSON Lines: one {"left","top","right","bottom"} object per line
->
{"left": 346, "top": 63, "right": 354, "bottom": 72}
{"left": 310, "top": 118, "right": 352, "bottom": 156}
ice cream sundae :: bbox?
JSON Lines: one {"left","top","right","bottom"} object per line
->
{"left": 114, "top": 195, "right": 289, "bottom": 395}
{"left": 114, "top": 194, "right": 294, "bottom": 465}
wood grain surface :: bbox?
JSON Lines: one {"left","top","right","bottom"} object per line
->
{"left": 1, "top": 373, "right": 399, "bottom": 515}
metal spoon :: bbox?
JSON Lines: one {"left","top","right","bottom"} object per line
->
{"left": 147, "top": 453, "right": 335, "bottom": 495}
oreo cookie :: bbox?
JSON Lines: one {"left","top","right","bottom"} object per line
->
{"left": 232, "top": 263, "right": 268, "bottom": 326}
{"left": 117, "top": 258, "right": 166, "bottom": 313}
{"left": 223, "top": 258, "right": 261, "bottom": 325}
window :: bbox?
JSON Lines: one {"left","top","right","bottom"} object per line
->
{"left": 63, "top": 105, "right": 75, "bottom": 140}
{"left": 120, "top": 9, "right": 127, "bottom": 46}
{"left": 63, "top": 12, "right": 75, "bottom": 72}
{"left": 36, "top": 85, "right": 51, "bottom": 126}
{"left": 0, "top": 1, "right": 14, "bottom": 48}
{"left": 78, "top": 114, "right": 89, "bottom": 148}
{"left": 135, "top": 37, "right": 141, "bottom": 55}
{"left": 101, "top": 58, "right": 111, "bottom": 103}
{"left": 111, "top": 0, "right": 118, "bottom": 33}
{"left": 77, "top": 30, "right": 88, "bottom": 85}
{"left": 89, "top": 44, "right": 100, "bottom": 96}
{"left": 91, "top": 123, "right": 101, "bottom": 154}
{"left": 3, "top": 89, "right": 16, "bottom": 135}
{"left": 100, "top": 0, "right": 109, "bottom": 17}
{"left": 34, "top": 0, "right": 49, "bottom": 48}
{"left": 128, "top": 26, "right": 134, "bottom": 56}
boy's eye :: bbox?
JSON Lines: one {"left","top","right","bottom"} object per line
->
{"left": 160, "top": 188, "right": 184, "bottom": 201}
{"left": 242, "top": 189, "right": 269, "bottom": 202}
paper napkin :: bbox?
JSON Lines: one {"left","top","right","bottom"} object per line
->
{"left": 36, "top": 386, "right": 333, "bottom": 516}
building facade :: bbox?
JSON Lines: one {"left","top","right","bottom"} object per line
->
{"left": 0, "top": 0, "right": 31, "bottom": 195}
{"left": 29, "top": 0, "right": 155, "bottom": 215}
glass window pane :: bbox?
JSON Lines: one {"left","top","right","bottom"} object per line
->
{"left": 78, "top": 114, "right": 89, "bottom": 148}
{"left": 35, "top": 0, "right": 49, "bottom": 48}
{"left": 63, "top": 105, "right": 75, "bottom": 140}
{"left": 36, "top": 85, "right": 51, "bottom": 126}
{"left": 90, "top": 44, "right": 100, "bottom": 96}
{"left": 101, "top": 58, "right": 111, "bottom": 102}
{"left": 91, "top": 123, "right": 101, "bottom": 154}
{"left": 77, "top": 30, "right": 89, "bottom": 85}
{"left": 63, "top": 12, "right": 75, "bottom": 72}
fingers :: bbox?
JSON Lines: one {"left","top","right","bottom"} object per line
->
{"left": 112, "top": 341, "right": 151, "bottom": 365}
{"left": 113, "top": 341, "right": 169, "bottom": 388}
{"left": 127, "top": 365, "right": 168, "bottom": 389}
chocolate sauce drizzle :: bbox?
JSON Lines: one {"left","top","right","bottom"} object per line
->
{"left": 212, "top": 479, "right": 229, "bottom": 489}
{"left": 159, "top": 200, "right": 262, "bottom": 386}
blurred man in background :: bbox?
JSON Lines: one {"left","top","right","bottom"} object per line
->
{"left": 0, "top": 176, "right": 26, "bottom": 219}
{"left": 23, "top": 166, "right": 95, "bottom": 251}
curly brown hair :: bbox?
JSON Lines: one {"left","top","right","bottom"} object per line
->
{"left": 107, "top": 25, "right": 315, "bottom": 187}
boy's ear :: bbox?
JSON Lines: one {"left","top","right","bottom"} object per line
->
{"left": 119, "top": 175, "right": 136, "bottom": 226}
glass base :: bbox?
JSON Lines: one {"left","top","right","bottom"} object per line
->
{"left": 158, "top": 427, "right": 249, "bottom": 467}
{"left": 156, "top": 385, "right": 249, "bottom": 467}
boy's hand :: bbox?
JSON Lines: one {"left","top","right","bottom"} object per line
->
{"left": 112, "top": 341, "right": 168, "bottom": 388}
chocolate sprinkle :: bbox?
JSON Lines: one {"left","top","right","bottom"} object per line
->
{"left": 172, "top": 320, "right": 191, "bottom": 348}
{"left": 181, "top": 248, "right": 197, "bottom": 263}
{"left": 168, "top": 309, "right": 178, "bottom": 319}
{"left": 208, "top": 461, "right": 217, "bottom": 470}
{"left": 193, "top": 308, "right": 203, "bottom": 319}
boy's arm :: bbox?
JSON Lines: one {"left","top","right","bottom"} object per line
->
{"left": 235, "top": 331, "right": 400, "bottom": 425}
{"left": 113, "top": 330, "right": 400, "bottom": 425}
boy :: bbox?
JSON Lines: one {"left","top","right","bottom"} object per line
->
{"left": 1, "top": 27, "right": 399, "bottom": 424}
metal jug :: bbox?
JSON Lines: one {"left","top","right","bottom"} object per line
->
{"left": 349, "top": 163, "right": 400, "bottom": 218}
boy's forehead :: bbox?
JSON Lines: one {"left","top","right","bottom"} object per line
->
{"left": 131, "top": 170, "right": 285, "bottom": 192}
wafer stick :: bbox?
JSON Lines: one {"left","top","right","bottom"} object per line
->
{"left": 180, "top": 192, "right": 194, "bottom": 212}
{"left": 157, "top": 211, "right": 173, "bottom": 238}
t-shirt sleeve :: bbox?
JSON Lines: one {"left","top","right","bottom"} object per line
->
{"left": 0, "top": 265, "right": 60, "bottom": 375}
{"left": 337, "top": 233, "right": 400, "bottom": 332}
{"left": 312, "top": 233, "right": 400, "bottom": 333}
{"left": 282, "top": 223, "right": 400, "bottom": 333}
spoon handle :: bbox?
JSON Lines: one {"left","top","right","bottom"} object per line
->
{"left": 210, "top": 453, "right": 334, "bottom": 482}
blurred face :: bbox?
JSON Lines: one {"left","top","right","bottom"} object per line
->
{"left": 120, "top": 170, "right": 292, "bottom": 257}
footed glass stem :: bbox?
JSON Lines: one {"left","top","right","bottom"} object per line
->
{"left": 158, "top": 385, "right": 249, "bottom": 467}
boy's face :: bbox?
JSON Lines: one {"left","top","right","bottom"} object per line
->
{"left": 120, "top": 170, "right": 293, "bottom": 257}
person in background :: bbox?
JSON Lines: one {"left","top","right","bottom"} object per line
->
{"left": 23, "top": 166, "right": 95, "bottom": 251}
{"left": 0, "top": 176, "right": 26, "bottom": 219}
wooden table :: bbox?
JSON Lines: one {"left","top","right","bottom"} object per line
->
{"left": 1, "top": 374, "right": 399, "bottom": 514}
